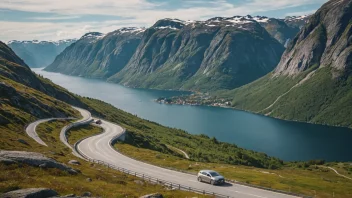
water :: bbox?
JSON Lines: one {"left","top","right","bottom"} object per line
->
{"left": 33, "top": 68, "right": 352, "bottom": 162}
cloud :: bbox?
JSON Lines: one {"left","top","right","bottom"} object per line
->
{"left": 0, "top": 0, "right": 328, "bottom": 42}
{"left": 30, "top": 15, "right": 81, "bottom": 21}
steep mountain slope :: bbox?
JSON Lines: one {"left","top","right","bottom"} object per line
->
{"left": 224, "top": 0, "right": 352, "bottom": 128}
{"left": 45, "top": 29, "right": 145, "bottom": 79}
{"left": 249, "top": 16, "right": 300, "bottom": 46}
{"left": 0, "top": 41, "right": 79, "bottom": 126}
{"left": 8, "top": 39, "right": 76, "bottom": 68}
{"left": 109, "top": 17, "right": 284, "bottom": 91}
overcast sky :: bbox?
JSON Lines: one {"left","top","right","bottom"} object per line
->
{"left": 0, "top": 0, "right": 328, "bottom": 42}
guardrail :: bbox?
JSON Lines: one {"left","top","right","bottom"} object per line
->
{"left": 72, "top": 117, "right": 307, "bottom": 198}
{"left": 73, "top": 128, "right": 232, "bottom": 198}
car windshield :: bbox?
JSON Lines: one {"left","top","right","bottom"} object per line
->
{"left": 209, "top": 172, "right": 220, "bottom": 177}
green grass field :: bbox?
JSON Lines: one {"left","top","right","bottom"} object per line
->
{"left": 115, "top": 142, "right": 352, "bottom": 198}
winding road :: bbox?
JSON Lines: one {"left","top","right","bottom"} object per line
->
{"left": 26, "top": 107, "right": 299, "bottom": 198}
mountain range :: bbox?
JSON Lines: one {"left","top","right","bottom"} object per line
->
{"left": 7, "top": 39, "right": 76, "bottom": 68}
{"left": 45, "top": 15, "right": 309, "bottom": 91}
{"left": 221, "top": 0, "right": 352, "bottom": 128}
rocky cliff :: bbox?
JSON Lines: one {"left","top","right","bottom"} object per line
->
{"left": 8, "top": 39, "right": 76, "bottom": 68}
{"left": 226, "top": 0, "right": 352, "bottom": 128}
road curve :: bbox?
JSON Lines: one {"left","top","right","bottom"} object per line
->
{"left": 59, "top": 107, "right": 92, "bottom": 150}
{"left": 26, "top": 106, "right": 92, "bottom": 148}
{"left": 26, "top": 118, "right": 72, "bottom": 146}
{"left": 77, "top": 119, "right": 298, "bottom": 198}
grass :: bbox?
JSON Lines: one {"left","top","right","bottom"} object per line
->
{"left": 66, "top": 125, "right": 103, "bottom": 145}
{"left": 0, "top": 121, "right": 203, "bottom": 197}
{"left": 115, "top": 143, "right": 352, "bottom": 198}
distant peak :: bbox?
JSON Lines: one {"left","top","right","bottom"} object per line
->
{"left": 116, "top": 27, "right": 146, "bottom": 34}
{"left": 81, "top": 32, "right": 105, "bottom": 39}
{"left": 153, "top": 18, "right": 187, "bottom": 30}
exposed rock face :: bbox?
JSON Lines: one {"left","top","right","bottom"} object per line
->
{"left": 0, "top": 150, "right": 78, "bottom": 174}
{"left": 8, "top": 39, "right": 76, "bottom": 68}
{"left": 227, "top": 0, "right": 352, "bottom": 128}
{"left": 0, "top": 188, "right": 58, "bottom": 198}
{"left": 275, "top": 0, "right": 352, "bottom": 76}
{"left": 45, "top": 29, "right": 145, "bottom": 79}
{"left": 109, "top": 16, "right": 284, "bottom": 91}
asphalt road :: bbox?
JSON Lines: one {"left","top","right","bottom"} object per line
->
{"left": 26, "top": 106, "right": 91, "bottom": 149}
{"left": 26, "top": 118, "right": 73, "bottom": 146}
{"left": 77, "top": 118, "right": 298, "bottom": 198}
{"left": 59, "top": 107, "right": 92, "bottom": 150}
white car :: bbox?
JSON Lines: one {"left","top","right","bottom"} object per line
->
{"left": 197, "top": 170, "right": 225, "bottom": 185}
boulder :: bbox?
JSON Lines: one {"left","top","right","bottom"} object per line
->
{"left": 134, "top": 180, "right": 144, "bottom": 185}
{"left": 139, "top": 193, "right": 163, "bottom": 198}
{"left": 0, "top": 150, "right": 77, "bottom": 174}
{"left": 81, "top": 192, "right": 92, "bottom": 197}
{"left": 0, "top": 157, "right": 16, "bottom": 165}
{"left": 68, "top": 160, "right": 81, "bottom": 165}
{"left": 0, "top": 188, "right": 58, "bottom": 198}
{"left": 17, "top": 139, "right": 29, "bottom": 145}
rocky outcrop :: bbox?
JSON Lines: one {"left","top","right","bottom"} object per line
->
{"left": 68, "top": 160, "right": 81, "bottom": 165}
{"left": 8, "top": 39, "right": 76, "bottom": 68}
{"left": 139, "top": 193, "right": 163, "bottom": 198}
{"left": 0, "top": 188, "right": 58, "bottom": 198}
{"left": 275, "top": 0, "right": 352, "bottom": 76}
{"left": 0, "top": 151, "right": 78, "bottom": 174}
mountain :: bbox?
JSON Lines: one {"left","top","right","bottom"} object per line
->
{"left": 46, "top": 15, "right": 312, "bottom": 92}
{"left": 223, "top": 0, "right": 352, "bottom": 128}
{"left": 7, "top": 39, "right": 76, "bottom": 68}
{"left": 45, "top": 29, "right": 145, "bottom": 78}
{"left": 246, "top": 15, "right": 301, "bottom": 46}
{"left": 284, "top": 15, "right": 311, "bottom": 29}
{"left": 108, "top": 17, "right": 284, "bottom": 91}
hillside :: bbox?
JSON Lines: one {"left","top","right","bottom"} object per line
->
{"left": 8, "top": 39, "right": 76, "bottom": 68}
{"left": 221, "top": 0, "right": 352, "bottom": 128}
{"left": 45, "top": 29, "right": 144, "bottom": 79}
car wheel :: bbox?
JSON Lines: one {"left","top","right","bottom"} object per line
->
{"left": 210, "top": 180, "right": 215, "bottom": 185}
{"left": 197, "top": 177, "right": 202, "bottom": 182}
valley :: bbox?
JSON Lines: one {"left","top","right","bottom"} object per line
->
{"left": 34, "top": 69, "right": 352, "bottom": 162}
{"left": 1, "top": 0, "right": 352, "bottom": 197}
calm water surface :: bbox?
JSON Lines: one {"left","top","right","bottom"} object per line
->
{"left": 33, "top": 68, "right": 352, "bottom": 161}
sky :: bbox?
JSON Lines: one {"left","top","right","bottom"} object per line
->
{"left": 0, "top": 0, "right": 329, "bottom": 42}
